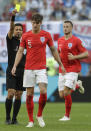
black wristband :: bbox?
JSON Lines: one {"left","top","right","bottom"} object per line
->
{"left": 11, "top": 15, "right": 15, "bottom": 21}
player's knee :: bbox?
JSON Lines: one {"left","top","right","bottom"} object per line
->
{"left": 15, "top": 94, "right": 21, "bottom": 99}
{"left": 27, "top": 91, "right": 34, "bottom": 96}
{"left": 64, "top": 90, "right": 69, "bottom": 96}
{"left": 15, "top": 92, "right": 22, "bottom": 99}
{"left": 59, "top": 92, "right": 64, "bottom": 98}
{"left": 39, "top": 86, "right": 47, "bottom": 94}
{"left": 39, "top": 83, "right": 47, "bottom": 94}
{"left": 7, "top": 92, "right": 14, "bottom": 99}
{"left": 40, "top": 88, "right": 47, "bottom": 94}
{"left": 64, "top": 86, "right": 71, "bottom": 96}
{"left": 26, "top": 94, "right": 33, "bottom": 98}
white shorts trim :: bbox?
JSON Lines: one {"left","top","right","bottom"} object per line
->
{"left": 23, "top": 69, "right": 48, "bottom": 87}
{"left": 58, "top": 72, "right": 78, "bottom": 91}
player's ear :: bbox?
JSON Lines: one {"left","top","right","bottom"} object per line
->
{"left": 40, "top": 21, "right": 42, "bottom": 25}
{"left": 71, "top": 26, "right": 73, "bottom": 30}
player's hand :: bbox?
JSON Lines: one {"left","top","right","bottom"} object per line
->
{"left": 11, "top": 66, "right": 16, "bottom": 76}
{"left": 68, "top": 53, "right": 75, "bottom": 60}
{"left": 60, "top": 64, "right": 66, "bottom": 75}
{"left": 12, "top": 9, "right": 17, "bottom": 15}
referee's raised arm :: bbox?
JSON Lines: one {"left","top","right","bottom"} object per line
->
{"left": 8, "top": 9, "right": 17, "bottom": 39}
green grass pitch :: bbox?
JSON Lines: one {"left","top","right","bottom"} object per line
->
{"left": 0, "top": 103, "right": 91, "bottom": 131}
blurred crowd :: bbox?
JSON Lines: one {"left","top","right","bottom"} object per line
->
{"left": 0, "top": 0, "right": 91, "bottom": 21}
{"left": 46, "top": 57, "right": 91, "bottom": 77}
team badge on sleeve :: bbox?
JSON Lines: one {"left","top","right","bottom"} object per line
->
{"left": 68, "top": 43, "right": 72, "bottom": 48}
{"left": 40, "top": 37, "right": 45, "bottom": 43}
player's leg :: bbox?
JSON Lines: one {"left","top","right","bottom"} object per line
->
{"left": 59, "top": 72, "right": 78, "bottom": 121}
{"left": 36, "top": 69, "right": 48, "bottom": 127}
{"left": 26, "top": 87, "right": 34, "bottom": 127}
{"left": 5, "top": 89, "right": 15, "bottom": 124}
{"left": 5, "top": 71, "right": 15, "bottom": 124}
{"left": 11, "top": 75, "right": 25, "bottom": 124}
{"left": 59, "top": 89, "right": 72, "bottom": 121}
{"left": 62, "top": 86, "right": 72, "bottom": 121}
{"left": 36, "top": 83, "right": 47, "bottom": 127}
{"left": 76, "top": 80, "right": 85, "bottom": 94}
{"left": 71, "top": 80, "right": 85, "bottom": 94}
{"left": 64, "top": 73, "right": 78, "bottom": 120}
{"left": 37, "top": 83, "right": 47, "bottom": 117}
{"left": 59, "top": 88, "right": 72, "bottom": 121}
{"left": 58, "top": 73, "right": 71, "bottom": 121}
{"left": 11, "top": 90, "right": 23, "bottom": 124}
{"left": 23, "top": 70, "right": 35, "bottom": 127}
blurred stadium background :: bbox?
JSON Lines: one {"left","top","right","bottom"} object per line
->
{"left": 0, "top": 0, "right": 91, "bottom": 102}
{"left": 0, "top": 0, "right": 91, "bottom": 130}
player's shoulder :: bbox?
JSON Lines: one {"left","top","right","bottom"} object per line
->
{"left": 72, "top": 35, "right": 82, "bottom": 44}
{"left": 22, "top": 30, "right": 32, "bottom": 38}
{"left": 72, "top": 35, "right": 80, "bottom": 41}
{"left": 40, "top": 30, "right": 51, "bottom": 37}
{"left": 58, "top": 36, "right": 64, "bottom": 42}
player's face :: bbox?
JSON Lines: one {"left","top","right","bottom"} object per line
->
{"left": 14, "top": 26, "right": 23, "bottom": 39}
{"left": 31, "top": 21, "right": 42, "bottom": 32}
{"left": 63, "top": 23, "right": 72, "bottom": 35}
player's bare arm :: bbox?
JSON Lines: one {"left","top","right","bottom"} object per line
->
{"left": 11, "top": 46, "right": 24, "bottom": 76}
{"left": 50, "top": 46, "right": 66, "bottom": 73}
{"left": 68, "top": 51, "right": 89, "bottom": 60}
{"left": 8, "top": 9, "right": 17, "bottom": 39}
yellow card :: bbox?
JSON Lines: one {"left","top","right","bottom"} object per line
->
{"left": 15, "top": 4, "right": 20, "bottom": 12}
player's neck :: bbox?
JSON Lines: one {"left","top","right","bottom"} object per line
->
{"left": 32, "top": 29, "right": 41, "bottom": 34}
{"left": 14, "top": 36, "right": 21, "bottom": 40}
{"left": 64, "top": 33, "right": 72, "bottom": 40}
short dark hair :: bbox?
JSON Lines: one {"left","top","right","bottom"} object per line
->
{"left": 14, "top": 23, "right": 23, "bottom": 30}
{"left": 64, "top": 20, "right": 73, "bottom": 27}
{"left": 31, "top": 13, "right": 43, "bottom": 23}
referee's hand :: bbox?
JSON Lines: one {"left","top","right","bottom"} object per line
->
{"left": 12, "top": 9, "right": 17, "bottom": 15}
{"left": 11, "top": 66, "right": 16, "bottom": 76}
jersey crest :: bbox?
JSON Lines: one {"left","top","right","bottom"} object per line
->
{"left": 28, "top": 40, "right": 32, "bottom": 48}
{"left": 68, "top": 43, "right": 72, "bottom": 48}
{"left": 40, "top": 37, "right": 45, "bottom": 43}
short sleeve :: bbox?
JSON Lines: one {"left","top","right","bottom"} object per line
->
{"left": 77, "top": 38, "right": 87, "bottom": 53}
{"left": 57, "top": 39, "right": 60, "bottom": 51}
{"left": 6, "top": 34, "right": 10, "bottom": 41}
{"left": 47, "top": 32, "right": 54, "bottom": 47}
{"left": 20, "top": 34, "right": 26, "bottom": 48}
